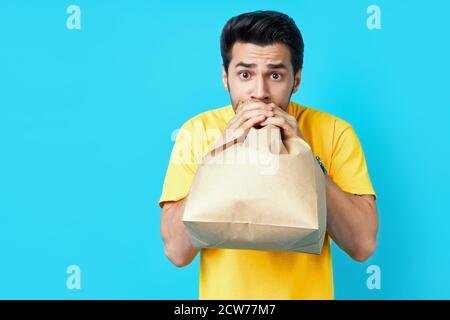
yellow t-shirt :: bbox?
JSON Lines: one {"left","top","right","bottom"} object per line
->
{"left": 158, "top": 101, "right": 377, "bottom": 300}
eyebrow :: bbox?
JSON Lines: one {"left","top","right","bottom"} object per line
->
{"left": 234, "top": 61, "right": 288, "bottom": 70}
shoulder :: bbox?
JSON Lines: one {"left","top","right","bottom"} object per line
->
{"left": 290, "top": 101, "right": 353, "bottom": 135}
{"left": 173, "top": 105, "right": 233, "bottom": 149}
{"left": 181, "top": 105, "right": 233, "bottom": 131}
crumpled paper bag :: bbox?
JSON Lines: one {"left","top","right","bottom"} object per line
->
{"left": 182, "top": 124, "right": 327, "bottom": 254}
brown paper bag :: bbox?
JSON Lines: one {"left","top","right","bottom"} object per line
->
{"left": 182, "top": 124, "right": 327, "bottom": 254}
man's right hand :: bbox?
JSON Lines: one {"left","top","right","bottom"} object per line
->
{"left": 224, "top": 100, "right": 275, "bottom": 140}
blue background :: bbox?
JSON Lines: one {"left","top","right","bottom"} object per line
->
{"left": 0, "top": 0, "right": 449, "bottom": 299}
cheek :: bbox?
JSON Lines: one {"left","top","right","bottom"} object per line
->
{"left": 228, "top": 78, "right": 251, "bottom": 98}
{"left": 226, "top": 80, "right": 242, "bottom": 105}
{"left": 271, "top": 85, "right": 294, "bottom": 109}
{"left": 271, "top": 83, "right": 293, "bottom": 97}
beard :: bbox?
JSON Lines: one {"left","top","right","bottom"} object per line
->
{"left": 226, "top": 77, "right": 294, "bottom": 113}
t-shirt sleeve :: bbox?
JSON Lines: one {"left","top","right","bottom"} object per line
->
{"left": 158, "top": 120, "right": 199, "bottom": 208}
{"left": 329, "top": 120, "right": 377, "bottom": 199}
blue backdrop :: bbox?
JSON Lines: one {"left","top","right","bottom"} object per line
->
{"left": 1, "top": 0, "right": 449, "bottom": 299}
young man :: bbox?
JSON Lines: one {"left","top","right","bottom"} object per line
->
{"left": 159, "top": 10, "right": 378, "bottom": 299}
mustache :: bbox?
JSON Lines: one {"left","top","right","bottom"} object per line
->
{"left": 238, "top": 99, "right": 273, "bottom": 107}
{"left": 236, "top": 99, "right": 290, "bottom": 110}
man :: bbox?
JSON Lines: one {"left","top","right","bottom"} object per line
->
{"left": 159, "top": 10, "right": 378, "bottom": 299}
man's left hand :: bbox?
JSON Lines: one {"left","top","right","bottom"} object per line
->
{"left": 260, "top": 103, "right": 305, "bottom": 140}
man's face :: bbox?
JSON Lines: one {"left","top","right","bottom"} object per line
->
{"left": 222, "top": 42, "right": 302, "bottom": 112}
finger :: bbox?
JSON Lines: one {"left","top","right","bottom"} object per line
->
{"left": 259, "top": 114, "right": 291, "bottom": 131}
{"left": 227, "top": 112, "right": 262, "bottom": 130}
{"left": 265, "top": 103, "right": 297, "bottom": 125}
{"left": 236, "top": 100, "right": 272, "bottom": 115}
{"left": 271, "top": 107, "right": 297, "bottom": 126}
{"left": 229, "top": 108, "right": 273, "bottom": 130}
{"left": 241, "top": 114, "right": 268, "bottom": 132}
{"left": 237, "top": 109, "right": 273, "bottom": 126}
{"left": 227, "top": 101, "right": 272, "bottom": 130}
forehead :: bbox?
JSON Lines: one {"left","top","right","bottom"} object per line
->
{"left": 230, "top": 42, "right": 292, "bottom": 67}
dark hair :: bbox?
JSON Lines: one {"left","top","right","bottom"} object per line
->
{"left": 220, "top": 10, "right": 304, "bottom": 75}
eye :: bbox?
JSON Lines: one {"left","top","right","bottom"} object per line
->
{"left": 239, "top": 71, "right": 250, "bottom": 79}
{"left": 271, "top": 72, "right": 282, "bottom": 80}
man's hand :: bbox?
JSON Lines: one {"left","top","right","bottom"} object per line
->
{"left": 226, "top": 100, "right": 304, "bottom": 141}
{"left": 225, "top": 100, "right": 275, "bottom": 140}
{"left": 259, "top": 104, "right": 305, "bottom": 140}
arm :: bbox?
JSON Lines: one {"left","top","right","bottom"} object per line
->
{"left": 260, "top": 104, "right": 378, "bottom": 262}
{"left": 325, "top": 175, "right": 378, "bottom": 262}
{"left": 159, "top": 102, "right": 272, "bottom": 267}
{"left": 160, "top": 198, "right": 200, "bottom": 267}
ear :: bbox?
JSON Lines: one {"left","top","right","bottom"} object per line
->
{"left": 222, "top": 64, "right": 229, "bottom": 91}
{"left": 291, "top": 69, "right": 302, "bottom": 94}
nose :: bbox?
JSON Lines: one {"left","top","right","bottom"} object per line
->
{"left": 250, "top": 76, "right": 270, "bottom": 102}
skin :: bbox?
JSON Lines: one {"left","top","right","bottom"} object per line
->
{"left": 161, "top": 42, "right": 378, "bottom": 267}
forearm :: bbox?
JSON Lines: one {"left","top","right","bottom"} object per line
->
{"left": 325, "top": 175, "right": 378, "bottom": 262}
{"left": 160, "top": 198, "right": 200, "bottom": 267}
